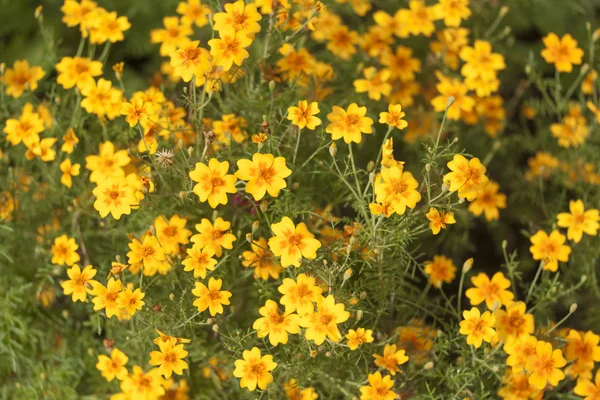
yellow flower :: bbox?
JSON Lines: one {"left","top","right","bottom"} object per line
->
{"left": 92, "top": 177, "right": 138, "bottom": 220}
{"left": 374, "top": 164, "right": 421, "bottom": 215}
{"left": 353, "top": 67, "right": 392, "bottom": 101}
{"left": 541, "top": 33, "right": 584, "bottom": 73}
{"left": 177, "top": 0, "right": 211, "bottom": 27}
{"left": 120, "top": 98, "right": 155, "bottom": 128}
{"left": 380, "top": 46, "right": 421, "bottom": 82}
{"left": 190, "top": 218, "right": 237, "bottom": 257}
{"left": 582, "top": 70, "right": 598, "bottom": 95}
{"left": 443, "top": 155, "right": 489, "bottom": 201}
{"left": 80, "top": 78, "right": 123, "bottom": 120}
{"left": 550, "top": 116, "right": 589, "bottom": 148}
{"left": 96, "top": 348, "right": 128, "bottom": 382}
{"left": 557, "top": 200, "right": 600, "bottom": 243}
{"left": 300, "top": 295, "right": 349, "bottom": 344}
{"left": 242, "top": 237, "right": 282, "bottom": 280}
{"left": 27, "top": 138, "right": 58, "bottom": 162}
{"left": 212, "top": 0, "right": 262, "bottom": 36}
{"left": 493, "top": 301, "right": 534, "bottom": 342}
{"left": 51, "top": 234, "right": 81, "bottom": 266}
{"left": 61, "top": 128, "right": 79, "bottom": 154}
{"left": 127, "top": 235, "right": 167, "bottom": 274}
{"left": 61, "top": 264, "right": 98, "bottom": 302}
{"left": 149, "top": 341, "right": 189, "bottom": 378}
{"left": 56, "top": 56, "right": 103, "bottom": 90}
{"left": 525, "top": 341, "right": 566, "bottom": 390}
{"left": 116, "top": 287, "right": 145, "bottom": 315}
{"left": 91, "top": 278, "right": 122, "bottom": 318}
{"left": 373, "top": 344, "right": 409, "bottom": 376}
{"left": 431, "top": 72, "right": 474, "bottom": 120}
{"left": 170, "top": 40, "right": 212, "bottom": 83}
{"left": 60, "top": 0, "right": 97, "bottom": 32}
{"left": 565, "top": 330, "right": 600, "bottom": 364}
{"left": 373, "top": 9, "right": 409, "bottom": 38}
{"left": 278, "top": 273, "right": 323, "bottom": 315}
{"left": 182, "top": 244, "right": 217, "bottom": 278}
{"left": 189, "top": 159, "right": 238, "bottom": 208}
{"left": 120, "top": 366, "right": 165, "bottom": 399}
{"left": 465, "top": 272, "right": 513, "bottom": 309}
{"left": 3, "top": 103, "right": 45, "bottom": 147}
{"left": 459, "top": 307, "right": 496, "bottom": 348}
{"left": 434, "top": 0, "right": 471, "bottom": 27}
{"left": 153, "top": 329, "right": 191, "bottom": 346}
{"left": 326, "top": 103, "right": 373, "bottom": 144}
{"left": 89, "top": 10, "right": 131, "bottom": 44}
{"left": 406, "top": 0, "right": 436, "bottom": 37}
{"left": 574, "top": 369, "right": 600, "bottom": 400}
{"left": 268, "top": 216, "right": 322, "bottom": 268}
{"left": 505, "top": 334, "right": 538, "bottom": 372}
{"left": 467, "top": 181, "right": 506, "bottom": 221}
{"left": 459, "top": 40, "right": 505, "bottom": 82}
{"left": 3, "top": 60, "right": 45, "bottom": 98}
{"left": 154, "top": 215, "right": 192, "bottom": 256}
{"left": 424, "top": 255, "right": 456, "bottom": 288}
{"left": 379, "top": 104, "right": 408, "bottom": 130}
{"left": 235, "top": 153, "right": 292, "bottom": 200}
{"left": 346, "top": 328, "right": 374, "bottom": 350}
{"left": 208, "top": 27, "right": 252, "bottom": 71}
{"left": 529, "top": 230, "right": 571, "bottom": 272}
{"left": 326, "top": 26, "right": 359, "bottom": 60}
{"left": 233, "top": 347, "right": 277, "bottom": 391}
{"left": 60, "top": 158, "right": 81, "bottom": 188}
{"left": 359, "top": 372, "right": 397, "bottom": 400}
{"left": 425, "top": 207, "right": 456, "bottom": 235}
{"left": 253, "top": 299, "right": 301, "bottom": 346}
{"left": 192, "top": 277, "right": 232, "bottom": 316}
{"left": 150, "top": 16, "right": 192, "bottom": 57}
{"left": 287, "top": 100, "right": 322, "bottom": 130}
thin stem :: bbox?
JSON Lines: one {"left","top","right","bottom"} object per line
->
{"left": 374, "top": 126, "right": 394, "bottom": 167}
{"left": 526, "top": 262, "right": 545, "bottom": 304}
{"left": 75, "top": 35, "right": 85, "bottom": 57}
{"left": 348, "top": 143, "right": 362, "bottom": 196}
{"left": 292, "top": 128, "right": 302, "bottom": 165}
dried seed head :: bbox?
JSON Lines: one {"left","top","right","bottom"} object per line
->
{"left": 156, "top": 149, "right": 174, "bottom": 167}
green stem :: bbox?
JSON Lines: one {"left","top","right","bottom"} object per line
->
{"left": 526, "top": 262, "right": 545, "bottom": 304}
{"left": 292, "top": 128, "right": 302, "bottom": 165}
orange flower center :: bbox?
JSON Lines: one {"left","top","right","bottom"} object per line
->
{"left": 250, "top": 362, "right": 266, "bottom": 376}
{"left": 269, "top": 313, "right": 284, "bottom": 325}
{"left": 142, "top": 246, "right": 155, "bottom": 257}
{"left": 211, "top": 230, "right": 224, "bottom": 240}
{"left": 288, "top": 234, "right": 302, "bottom": 246}
{"left": 211, "top": 177, "right": 225, "bottom": 188}
{"left": 259, "top": 167, "right": 275, "bottom": 181}
{"left": 164, "top": 351, "right": 178, "bottom": 364}
{"left": 208, "top": 289, "right": 221, "bottom": 300}
{"left": 74, "top": 276, "right": 87, "bottom": 285}
{"left": 184, "top": 47, "right": 202, "bottom": 62}
{"left": 346, "top": 114, "right": 360, "bottom": 128}
{"left": 320, "top": 313, "right": 334, "bottom": 325}
{"left": 163, "top": 226, "right": 178, "bottom": 237}
{"left": 109, "top": 190, "right": 120, "bottom": 200}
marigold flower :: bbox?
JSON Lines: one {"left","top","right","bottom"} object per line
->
{"left": 61, "top": 128, "right": 79, "bottom": 154}
{"left": 3, "top": 60, "right": 45, "bottom": 98}
{"left": 278, "top": 273, "right": 323, "bottom": 315}
{"left": 353, "top": 67, "right": 392, "bottom": 101}
{"left": 89, "top": 10, "right": 130, "bottom": 44}
{"left": 170, "top": 40, "right": 212, "bottom": 83}
{"left": 565, "top": 330, "right": 600, "bottom": 364}
{"left": 346, "top": 328, "right": 374, "bottom": 350}
{"left": 153, "top": 329, "right": 192, "bottom": 346}
{"left": 557, "top": 200, "right": 600, "bottom": 243}
{"left": 177, "top": 0, "right": 211, "bottom": 27}
{"left": 242, "top": 237, "right": 282, "bottom": 280}
{"left": 233, "top": 347, "right": 277, "bottom": 391}
{"left": 56, "top": 56, "right": 103, "bottom": 91}
{"left": 434, "top": 0, "right": 471, "bottom": 27}
{"left": 443, "top": 154, "right": 489, "bottom": 201}
{"left": 359, "top": 372, "right": 397, "bottom": 400}
{"left": 541, "top": 33, "right": 584, "bottom": 73}
{"left": 96, "top": 348, "right": 128, "bottom": 382}
{"left": 406, "top": 0, "right": 436, "bottom": 37}
{"left": 574, "top": 369, "right": 600, "bottom": 400}
{"left": 60, "top": 158, "right": 81, "bottom": 188}
{"left": 61, "top": 264, "right": 98, "bottom": 302}
{"left": 235, "top": 153, "right": 292, "bottom": 200}
{"left": 326, "top": 103, "right": 373, "bottom": 144}
{"left": 268, "top": 216, "right": 322, "bottom": 268}
{"left": 529, "top": 230, "right": 571, "bottom": 272}
{"left": 149, "top": 341, "right": 189, "bottom": 378}
{"left": 459, "top": 40, "right": 505, "bottom": 82}
{"left": 192, "top": 277, "right": 232, "bottom": 316}
{"left": 465, "top": 272, "right": 513, "bottom": 310}
{"left": 213, "top": 0, "right": 261, "bottom": 36}
{"left": 150, "top": 16, "right": 192, "bottom": 57}
{"left": 374, "top": 164, "right": 421, "bottom": 215}
{"left": 26, "top": 137, "right": 57, "bottom": 162}
{"left": 61, "top": 0, "right": 97, "bottom": 30}
{"left": 425, "top": 207, "right": 456, "bottom": 235}
{"left": 326, "top": 26, "right": 359, "bottom": 60}
{"left": 92, "top": 177, "right": 138, "bottom": 220}
{"left": 116, "top": 287, "right": 145, "bottom": 315}
{"left": 431, "top": 72, "right": 474, "bottom": 120}
{"left": 424, "top": 255, "right": 456, "bottom": 288}
{"left": 208, "top": 27, "right": 252, "bottom": 71}
{"left": 467, "top": 181, "right": 506, "bottom": 221}
{"left": 369, "top": 201, "right": 396, "bottom": 218}
{"left": 525, "top": 341, "right": 566, "bottom": 390}
{"left": 120, "top": 366, "right": 165, "bottom": 399}
{"left": 505, "top": 334, "right": 538, "bottom": 372}
{"left": 550, "top": 116, "right": 589, "bottom": 148}
{"left": 51, "top": 234, "right": 81, "bottom": 266}
{"left": 287, "top": 100, "right": 322, "bottom": 130}
{"left": 373, "top": 344, "right": 409, "bottom": 376}
{"left": 380, "top": 45, "right": 421, "bottom": 82}
{"left": 182, "top": 244, "right": 217, "bottom": 278}
{"left": 3, "top": 103, "right": 45, "bottom": 147}
{"left": 253, "top": 299, "right": 301, "bottom": 346}
{"left": 189, "top": 159, "right": 238, "bottom": 208}
{"left": 379, "top": 104, "right": 408, "bottom": 130}
{"left": 300, "top": 295, "right": 350, "bottom": 345}
{"left": 120, "top": 98, "right": 155, "bottom": 128}
{"left": 493, "top": 301, "right": 534, "bottom": 342}
{"left": 190, "top": 217, "right": 237, "bottom": 257}
{"left": 459, "top": 307, "right": 496, "bottom": 348}
{"left": 154, "top": 215, "right": 192, "bottom": 256}
{"left": 80, "top": 78, "right": 123, "bottom": 120}
{"left": 127, "top": 235, "right": 167, "bottom": 274}
{"left": 91, "top": 278, "right": 122, "bottom": 318}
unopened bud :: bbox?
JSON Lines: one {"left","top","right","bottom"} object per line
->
{"left": 212, "top": 324, "right": 219, "bottom": 332}
{"left": 0, "top": 63, "right": 5, "bottom": 74}
{"left": 149, "top": 225, "right": 156, "bottom": 236}
{"left": 501, "top": 240, "right": 507, "bottom": 250}
{"left": 367, "top": 160, "right": 375, "bottom": 172}
{"left": 179, "top": 191, "right": 186, "bottom": 199}
{"left": 581, "top": 275, "right": 588, "bottom": 283}
{"left": 570, "top": 303, "right": 578, "bottom": 313}
{"left": 343, "top": 268, "right": 353, "bottom": 281}
{"left": 169, "top": 293, "right": 175, "bottom": 301}
{"left": 292, "top": 182, "right": 300, "bottom": 190}
{"left": 581, "top": 64, "right": 590, "bottom": 75}
{"left": 177, "top": 139, "right": 184, "bottom": 149}
{"left": 463, "top": 258, "right": 473, "bottom": 273}
{"left": 356, "top": 309, "right": 363, "bottom": 321}
{"left": 329, "top": 142, "right": 337, "bottom": 157}
{"left": 325, "top": 351, "right": 331, "bottom": 357}
{"left": 441, "top": 183, "right": 449, "bottom": 192}
{"left": 360, "top": 291, "right": 367, "bottom": 300}
{"left": 260, "top": 200, "right": 268, "bottom": 213}
{"left": 425, "top": 163, "right": 431, "bottom": 172}
{"left": 187, "top": 146, "right": 193, "bottom": 156}
{"left": 423, "top": 361, "right": 434, "bottom": 370}
{"left": 35, "top": 5, "right": 43, "bottom": 19}
{"left": 499, "top": 6, "right": 509, "bottom": 16}
{"left": 245, "top": 233, "right": 253, "bottom": 243}
{"left": 525, "top": 65, "right": 532, "bottom": 75}
{"left": 490, "top": 301, "right": 500, "bottom": 312}
{"left": 252, "top": 221, "right": 259, "bottom": 234}
{"left": 268, "top": 80, "right": 275, "bottom": 92}
{"left": 369, "top": 172, "right": 375, "bottom": 184}
{"left": 446, "top": 96, "right": 455, "bottom": 109}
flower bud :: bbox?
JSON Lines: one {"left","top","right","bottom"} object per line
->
{"left": 424, "top": 361, "right": 434, "bottom": 370}
{"left": 463, "top": 258, "right": 473, "bottom": 273}
{"left": 360, "top": 291, "right": 367, "bottom": 300}
{"left": 149, "top": 225, "right": 156, "bottom": 236}
{"left": 369, "top": 172, "right": 375, "bottom": 184}
{"left": 252, "top": 220, "right": 259, "bottom": 234}
{"left": 169, "top": 293, "right": 175, "bottom": 301}
{"left": 367, "top": 160, "right": 375, "bottom": 172}
{"left": 446, "top": 96, "right": 455, "bottom": 109}
{"left": 343, "top": 268, "right": 353, "bottom": 281}
{"left": 35, "top": 5, "right": 43, "bottom": 19}
{"left": 356, "top": 309, "right": 363, "bottom": 321}
{"left": 570, "top": 303, "right": 578, "bottom": 313}
{"left": 329, "top": 142, "right": 337, "bottom": 157}
{"left": 268, "top": 80, "right": 275, "bottom": 92}
{"left": 153, "top": 304, "right": 162, "bottom": 313}
{"left": 260, "top": 200, "right": 268, "bottom": 213}
{"left": 212, "top": 324, "right": 219, "bottom": 332}
{"left": 246, "top": 233, "right": 253, "bottom": 243}
{"left": 292, "top": 182, "right": 300, "bottom": 190}
{"left": 325, "top": 351, "right": 331, "bottom": 357}
{"left": 499, "top": 6, "right": 509, "bottom": 16}
{"left": 187, "top": 146, "right": 194, "bottom": 156}
{"left": 501, "top": 240, "right": 507, "bottom": 250}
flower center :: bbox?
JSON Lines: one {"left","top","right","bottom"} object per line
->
{"left": 211, "top": 230, "right": 224, "bottom": 240}
{"left": 109, "top": 190, "right": 120, "bottom": 200}
{"left": 346, "top": 114, "right": 360, "bottom": 128}
{"left": 163, "top": 226, "right": 178, "bottom": 237}
{"left": 288, "top": 234, "right": 302, "bottom": 246}
{"left": 142, "top": 246, "right": 155, "bottom": 257}
{"left": 211, "top": 177, "right": 225, "bottom": 188}
{"left": 259, "top": 167, "right": 275, "bottom": 181}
